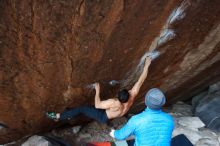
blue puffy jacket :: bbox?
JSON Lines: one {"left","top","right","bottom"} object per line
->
{"left": 114, "top": 108, "right": 174, "bottom": 146}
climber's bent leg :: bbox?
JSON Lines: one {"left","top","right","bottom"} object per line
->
{"left": 59, "top": 105, "right": 108, "bottom": 123}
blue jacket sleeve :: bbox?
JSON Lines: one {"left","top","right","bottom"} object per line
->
{"left": 114, "top": 117, "right": 136, "bottom": 140}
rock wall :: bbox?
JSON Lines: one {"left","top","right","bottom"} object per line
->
{"left": 0, "top": 0, "right": 220, "bottom": 144}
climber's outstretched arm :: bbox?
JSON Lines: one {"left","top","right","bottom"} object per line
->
{"left": 129, "top": 57, "right": 152, "bottom": 99}
{"left": 119, "top": 57, "right": 152, "bottom": 116}
{"left": 94, "top": 83, "right": 113, "bottom": 109}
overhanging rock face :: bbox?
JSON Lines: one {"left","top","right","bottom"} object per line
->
{"left": 0, "top": 0, "right": 220, "bottom": 144}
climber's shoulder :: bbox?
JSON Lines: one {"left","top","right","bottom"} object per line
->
{"left": 107, "top": 98, "right": 120, "bottom": 104}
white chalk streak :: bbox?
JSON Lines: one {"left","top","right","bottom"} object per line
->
{"left": 121, "top": 1, "right": 190, "bottom": 88}
{"left": 121, "top": 51, "right": 160, "bottom": 88}
{"left": 109, "top": 80, "right": 120, "bottom": 86}
{"left": 169, "top": 0, "right": 189, "bottom": 24}
{"left": 158, "top": 29, "right": 176, "bottom": 45}
{"left": 151, "top": 0, "right": 189, "bottom": 49}
{"left": 140, "top": 50, "right": 160, "bottom": 65}
{"left": 86, "top": 83, "right": 96, "bottom": 89}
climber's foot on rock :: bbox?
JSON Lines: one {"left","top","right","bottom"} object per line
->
{"left": 46, "top": 112, "right": 58, "bottom": 122}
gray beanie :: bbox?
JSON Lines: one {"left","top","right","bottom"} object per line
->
{"left": 145, "top": 88, "right": 166, "bottom": 110}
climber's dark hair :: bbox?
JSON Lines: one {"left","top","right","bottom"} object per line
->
{"left": 117, "top": 89, "right": 129, "bottom": 103}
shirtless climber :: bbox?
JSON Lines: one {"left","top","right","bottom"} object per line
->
{"left": 46, "top": 56, "right": 152, "bottom": 123}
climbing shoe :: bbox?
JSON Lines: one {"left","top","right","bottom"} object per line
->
{"left": 46, "top": 112, "right": 58, "bottom": 121}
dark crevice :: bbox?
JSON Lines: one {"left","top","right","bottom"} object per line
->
{"left": 0, "top": 122, "right": 9, "bottom": 129}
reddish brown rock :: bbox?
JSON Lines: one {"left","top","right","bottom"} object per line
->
{"left": 0, "top": 0, "right": 220, "bottom": 144}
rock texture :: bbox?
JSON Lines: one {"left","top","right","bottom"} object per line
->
{"left": 193, "top": 83, "right": 220, "bottom": 132}
{"left": 21, "top": 136, "right": 52, "bottom": 146}
{"left": 0, "top": 0, "right": 220, "bottom": 144}
{"left": 171, "top": 102, "right": 220, "bottom": 146}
